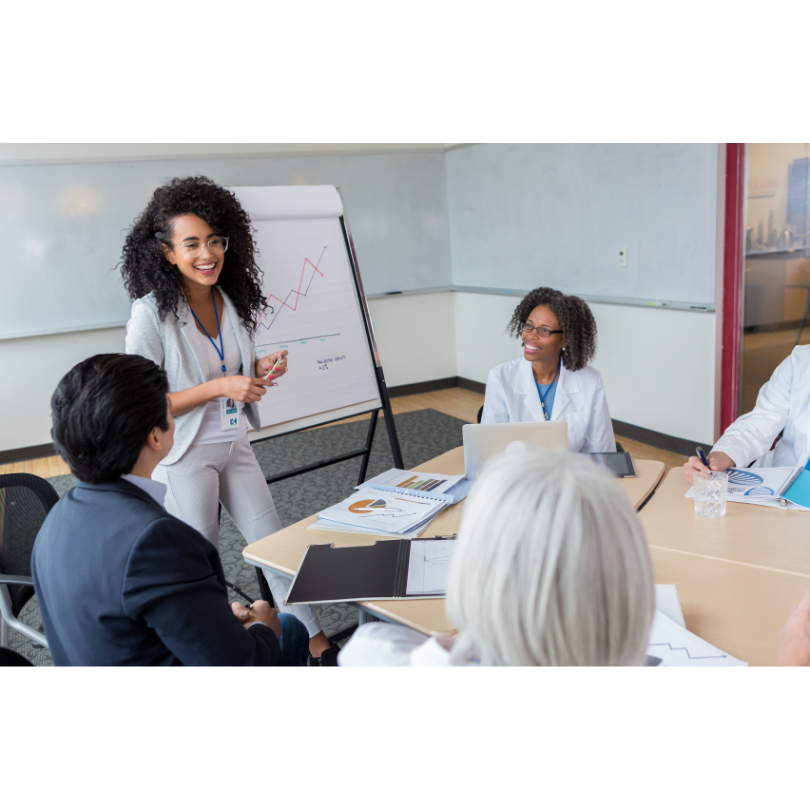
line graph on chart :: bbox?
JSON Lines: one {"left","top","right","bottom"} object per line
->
{"left": 249, "top": 216, "right": 380, "bottom": 429}
{"left": 256, "top": 245, "right": 340, "bottom": 346}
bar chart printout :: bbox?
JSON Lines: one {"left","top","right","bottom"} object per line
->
{"left": 363, "top": 469, "right": 466, "bottom": 495}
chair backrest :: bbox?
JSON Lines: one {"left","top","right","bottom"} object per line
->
{"left": 0, "top": 474, "right": 60, "bottom": 618}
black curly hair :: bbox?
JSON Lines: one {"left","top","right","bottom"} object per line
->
{"left": 120, "top": 176, "right": 265, "bottom": 334}
{"left": 507, "top": 287, "right": 597, "bottom": 372}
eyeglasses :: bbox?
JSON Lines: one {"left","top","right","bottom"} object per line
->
{"left": 168, "top": 237, "right": 229, "bottom": 258}
{"left": 520, "top": 322, "right": 563, "bottom": 338}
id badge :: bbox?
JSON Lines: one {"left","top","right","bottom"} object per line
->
{"left": 220, "top": 397, "right": 240, "bottom": 431}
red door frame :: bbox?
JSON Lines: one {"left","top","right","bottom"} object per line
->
{"left": 720, "top": 143, "right": 747, "bottom": 434}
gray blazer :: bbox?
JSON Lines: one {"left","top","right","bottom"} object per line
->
{"left": 125, "top": 290, "right": 261, "bottom": 466}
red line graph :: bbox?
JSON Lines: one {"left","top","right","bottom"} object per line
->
{"left": 258, "top": 253, "right": 325, "bottom": 332}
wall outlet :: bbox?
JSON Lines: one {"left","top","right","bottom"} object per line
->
{"left": 618, "top": 248, "right": 628, "bottom": 268}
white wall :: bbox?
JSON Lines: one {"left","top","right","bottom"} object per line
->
{"left": 0, "top": 142, "right": 723, "bottom": 455}
{"left": 0, "top": 295, "right": 458, "bottom": 452}
{"left": 0, "top": 326, "right": 126, "bottom": 452}
{"left": 0, "top": 144, "right": 450, "bottom": 163}
{"left": 453, "top": 292, "right": 717, "bottom": 444}
{"left": 368, "top": 294, "right": 457, "bottom": 387}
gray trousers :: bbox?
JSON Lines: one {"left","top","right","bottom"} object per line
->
{"left": 152, "top": 436, "right": 322, "bottom": 637}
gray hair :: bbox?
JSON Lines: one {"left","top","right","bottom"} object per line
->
{"left": 446, "top": 449, "right": 655, "bottom": 666}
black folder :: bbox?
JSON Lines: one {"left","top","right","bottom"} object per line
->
{"left": 284, "top": 537, "right": 455, "bottom": 605}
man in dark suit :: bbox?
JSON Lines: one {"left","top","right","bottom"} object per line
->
{"left": 32, "top": 354, "right": 309, "bottom": 666}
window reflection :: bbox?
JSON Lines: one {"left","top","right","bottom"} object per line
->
{"left": 742, "top": 144, "right": 810, "bottom": 414}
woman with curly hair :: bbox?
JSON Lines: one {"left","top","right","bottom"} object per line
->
{"left": 480, "top": 287, "right": 616, "bottom": 452}
{"left": 121, "top": 176, "right": 335, "bottom": 663}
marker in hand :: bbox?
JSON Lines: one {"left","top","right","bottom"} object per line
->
{"left": 264, "top": 360, "right": 282, "bottom": 383}
{"left": 696, "top": 446, "right": 711, "bottom": 468}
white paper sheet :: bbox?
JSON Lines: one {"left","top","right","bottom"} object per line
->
{"left": 654, "top": 585, "right": 686, "bottom": 629}
{"left": 646, "top": 610, "right": 747, "bottom": 667}
{"left": 405, "top": 538, "right": 457, "bottom": 596}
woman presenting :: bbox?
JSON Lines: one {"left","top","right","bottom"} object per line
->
{"left": 481, "top": 287, "right": 616, "bottom": 453}
{"left": 121, "top": 176, "right": 334, "bottom": 663}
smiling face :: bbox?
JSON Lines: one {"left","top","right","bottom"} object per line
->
{"left": 162, "top": 214, "right": 224, "bottom": 293}
{"left": 522, "top": 305, "right": 566, "bottom": 364}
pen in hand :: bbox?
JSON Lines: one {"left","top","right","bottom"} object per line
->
{"left": 696, "top": 447, "right": 711, "bottom": 468}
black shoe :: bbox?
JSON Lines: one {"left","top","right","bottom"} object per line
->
{"left": 307, "top": 641, "right": 340, "bottom": 667}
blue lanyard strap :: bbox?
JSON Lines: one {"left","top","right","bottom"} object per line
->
{"left": 189, "top": 288, "right": 226, "bottom": 374}
{"left": 537, "top": 359, "right": 561, "bottom": 420}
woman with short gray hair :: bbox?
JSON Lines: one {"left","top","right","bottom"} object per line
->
{"left": 339, "top": 449, "right": 656, "bottom": 666}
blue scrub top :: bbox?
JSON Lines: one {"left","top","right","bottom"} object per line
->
{"left": 535, "top": 381, "right": 558, "bottom": 420}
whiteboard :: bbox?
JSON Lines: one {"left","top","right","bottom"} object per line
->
{"left": 230, "top": 186, "right": 382, "bottom": 438}
{"left": 446, "top": 143, "right": 719, "bottom": 308}
{"left": 0, "top": 152, "right": 451, "bottom": 340}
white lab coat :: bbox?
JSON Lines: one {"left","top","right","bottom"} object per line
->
{"left": 713, "top": 345, "right": 810, "bottom": 469}
{"left": 481, "top": 358, "right": 616, "bottom": 453}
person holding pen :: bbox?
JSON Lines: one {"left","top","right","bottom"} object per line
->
{"left": 480, "top": 287, "right": 616, "bottom": 452}
{"left": 683, "top": 345, "right": 810, "bottom": 484}
{"left": 121, "top": 176, "right": 335, "bottom": 664}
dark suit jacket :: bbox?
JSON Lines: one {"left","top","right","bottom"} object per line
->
{"left": 31, "top": 478, "right": 281, "bottom": 666}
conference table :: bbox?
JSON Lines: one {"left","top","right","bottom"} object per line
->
{"left": 641, "top": 469, "right": 810, "bottom": 666}
{"left": 243, "top": 448, "right": 666, "bottom": 637}
{"left": 244, "top": 449, "right": 810, "bottom": 665}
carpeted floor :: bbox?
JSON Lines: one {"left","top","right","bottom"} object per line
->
{"left": 7, "top": 409, "right": 467, "bottom": 665}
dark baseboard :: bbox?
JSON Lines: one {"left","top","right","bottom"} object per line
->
{"left": 386, "top": 376, "right": 487, "bottom": 398}
{"left": 0, "top": 443, "right": 57, "bottom": 465}
{"left": 612, "top": 420, "right": 698, "bottom": 458}
{"left": 387, "top": 377, "right": 460, "bottom": 397}
{"left": 457, "top": 377, "right": 487, "bottom": 395}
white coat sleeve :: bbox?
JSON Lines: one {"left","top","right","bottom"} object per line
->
{"left": 481, "top": 369, "right": 510, "bottom": 423}
{"left": 125, "top": 299, "right": 165, "bottom": 369}
{"left": 713, "top": 352, "right": 793, "bottom": 468}
{"left": 580, "top": 375, "right": 616, "bottom": 453}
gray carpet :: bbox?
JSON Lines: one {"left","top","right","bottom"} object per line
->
{"left": 7, "top": 409, "right": 466, "bottom": 666}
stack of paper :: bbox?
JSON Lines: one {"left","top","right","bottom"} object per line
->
{"left": 360, "top": 469, "right": 474, "bottom": 504}
{"left": 316, "top": 486, "right": 449, "bottom": 537}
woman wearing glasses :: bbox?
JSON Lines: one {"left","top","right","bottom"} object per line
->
{"left": 121, "top": 176, "right": 335, "bottom": 663}
{"left": 481, "top": 287, "right": 616, "bottom": 452}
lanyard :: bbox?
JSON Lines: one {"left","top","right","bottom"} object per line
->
{"left": 189, "top": 288, "right": 226, "bottom": 374}
{"left": 537, "top": 358, "right": 561, "bottom": 421}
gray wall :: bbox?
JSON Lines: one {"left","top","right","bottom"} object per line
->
{"left": 0, "top": 152, "right": 451, "bottom": 339}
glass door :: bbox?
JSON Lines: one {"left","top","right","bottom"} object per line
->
{"left": 742, "top": 144, "right": 810, "bottom": 414}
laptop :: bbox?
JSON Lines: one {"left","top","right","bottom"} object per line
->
{"left": 462, "top": 422, "right": 569, "bottom": 480}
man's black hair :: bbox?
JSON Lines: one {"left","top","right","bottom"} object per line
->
{"left": 51, "top": 354, "right": 170, "bottom": 484}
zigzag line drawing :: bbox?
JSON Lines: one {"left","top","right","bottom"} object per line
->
{"left": 257, "top": 246, "right": 326, "bottom": 333}
{"left": 648, "top": 642, "right": 727, "bottom": 660}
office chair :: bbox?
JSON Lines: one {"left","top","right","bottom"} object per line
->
{"left": 0, "top": 646, "right": 33, "bottom": 666}
{"left": 0, "top": 473, "right": 58, "bottom": 650}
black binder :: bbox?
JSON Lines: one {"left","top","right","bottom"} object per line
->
{"left": 284, "top": 536, "right": 456, "bottom": 605}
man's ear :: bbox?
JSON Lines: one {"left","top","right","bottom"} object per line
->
{"left": 145, "top": 427, "right": 163, "bottom": 452}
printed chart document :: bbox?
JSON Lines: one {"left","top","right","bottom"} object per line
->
{"left": 318, "top": 487, "right": 447, "bottom": 535}
{"left": 361, "top": 469, "right": 473, "bottom": 504}
{"left": 405, "top": 538, "right": 456, "bottom": 597}
{"left": 646, "top": 610, "right": 747, "bottom": 667}
{"left": 685, "top": 467, "right": 810, "bottom": 509}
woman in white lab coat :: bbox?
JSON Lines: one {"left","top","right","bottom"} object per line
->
{"left": 684, "top": 344, "right": 810, "bottom": 482}
{"left": 481, "top": 287, "right": 616, "bottom": 453}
